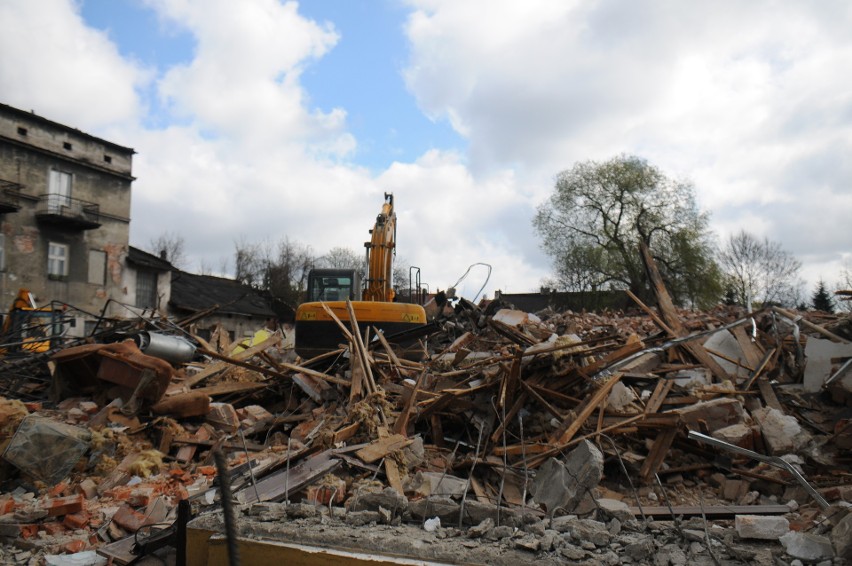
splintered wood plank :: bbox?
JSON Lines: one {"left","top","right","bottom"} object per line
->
{"left": 469, "top": 475, "right": 491, "bottom": 504}
{"left": 356, "top": 434, "right": 414, "bottom": 464}
{"left": 550, "top": 373, "right": 624, "bottom": 445}
{"left": 180, "top": 334, "right": 282, "bottom": 390}
{"left": 645, "top": 378, "right": 674, "bottom": 414}
{"left": 731, "top": 325, "right": 764, "bottom": 369}
{"left": 742, "top": 347, "right": 777, "bottom": 391}
{"left": 639, "top": 241, "right": 730, "bottom": 383}
{"left": 384, "top": 458, "right": 404, "bottom": 494}
{"left": 639, "top": 427, "right": 677, "bottom": 482}
{"left": 757, "top": 377, "right": 784, "bottom": 412}
{"left": 393, "top": 369, "right": 428, "bottom": 436}
{"left": 236, "top": 450, "right": 340, "bottom": 504}
{"left": 191, "top": 381, "right": 268, "bottom": 397}
{"left": 333, "top": 422, "right": 361, "bottom": 444}
{"left": 628, "top": 505, "right": 790, "bottom": 519}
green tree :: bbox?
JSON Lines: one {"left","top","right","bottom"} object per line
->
{"left": 811, "top": 280, "right": 835, "bottom": 313}
{"left": 533, "top": 155, "right": 722, "bottom": 307}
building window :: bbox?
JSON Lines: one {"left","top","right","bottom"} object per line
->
{"left": 48, "top": 242, "right": 69, "bottom": 278}
{"left": 63, "top": 142, "right": 72, "bottom": 151}
{"left": 88, "top": 250, "right": 106, "bottom": 285}
{"left": 104, "top": 155, "right": 112, "bottom": 164}
{"left": 136, "top": 270, "right": 158, "bottom": 309}
{"left": 17, "top": 127, "right": 27, "bottom": 136}
{"left": 48, "top": 169, "right": 72, "bottom": 212}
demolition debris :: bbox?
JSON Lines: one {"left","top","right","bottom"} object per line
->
{"left": 0, "top": 251, "right": 851, "bottom": 565}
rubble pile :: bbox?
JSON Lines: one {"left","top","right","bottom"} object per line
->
{"left": 0, "top": 255, "right": 850, "bottom": 565}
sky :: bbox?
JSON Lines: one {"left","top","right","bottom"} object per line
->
{"left": 1, "top": 0, "right": 850, "bottom": 302}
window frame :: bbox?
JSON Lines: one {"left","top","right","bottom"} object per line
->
{"left": 48, "top": 242, "right": 69, "bottom": 278}
{"left": 135, "top": 269, "right": 158, "bottom": 309}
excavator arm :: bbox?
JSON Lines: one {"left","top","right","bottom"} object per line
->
{"left": 363, "top": 193, "right": 396, "bottom": 303}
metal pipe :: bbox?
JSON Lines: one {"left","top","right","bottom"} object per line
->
{"left": 135, "top": 331, "right": 196, "bottom": 363}
{"left": 688, "top": 431, "right": 829, "bottom": 510}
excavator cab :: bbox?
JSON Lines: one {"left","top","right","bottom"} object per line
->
{"left": 306, "top": 269, "right": 362, "bottom": 303}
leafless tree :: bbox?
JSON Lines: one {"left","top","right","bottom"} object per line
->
{"left": 234, "top": 236, "right": 316, "bottom": 306}
{"left": 834, "top": 260, "right": 852, "bottom": 313}
{"left": 149, "top": 231, "right": 187, "bottom": 268}
{"left": 718, "top": 230, "right": 802, "bottom": 308}
{"left": 321, "top": 247, "right": 366, "bottom": 278}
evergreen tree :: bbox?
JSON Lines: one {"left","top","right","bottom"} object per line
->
{"left": 811, "top": 280, "right": 835, "bottom": 313}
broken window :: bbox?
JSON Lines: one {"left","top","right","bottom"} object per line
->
{"left": 48, "top": 242, "right": 69, "bottom": 277}
{"left": 136, "top": 269, "right": 158, "bottom": 309}
{"left": 88, "top": 249, "right": 106, "bottom": 285}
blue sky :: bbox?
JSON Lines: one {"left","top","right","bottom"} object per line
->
{"left": 79, "top": 0, "right": 464, "bottom": 172}
{"left": 1, "top": 0, "right": 851, "bottom": 300}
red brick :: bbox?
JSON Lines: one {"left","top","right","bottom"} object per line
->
{"left": 111, "top": 504, "right": 149, "bottom": 533}
{"left": 128, "top": 487, "right": 154, "bottom": 507}
{"left": 64, "top": 539, "right": 86, "bottom": 554}
{"left": 49, "top": 481, "right": 69, "bottom": 498}
{"left": 0, "top": 523, "right": 41, "bottom": 539}
{"left": 197, "top": 466, "right": 216, "bottom": 476}
{"left": 20, "top": 524, "right": 39, "bottom": 539}
{"left": 104, "top": 486, "right": 132, "bottom": 501}
{"left": 45, "top": 494, "right": 84, "bottom": 517}
{"left": 174, "top": 485, "right": 189, "bottom": 501}
{"left": 63, "top": 511, "right": 90, "bottom": 530}
{"left": 0, "top": 498, "right": 14, "bottom": 515}
{"left": 23, "top": 402, "right": 41, "bottom": 412}
{"left": 42, "top": 521, "right": 66, "bottom": 535}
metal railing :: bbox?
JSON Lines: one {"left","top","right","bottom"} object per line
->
{"left": 36, "top": 193, "right": 100, "bottom": 224}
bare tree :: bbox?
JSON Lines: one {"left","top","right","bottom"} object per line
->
{"left": 321, "top": 247, "right": 366, "bottom": 278}
{"left": 233, "top": 236, "right": 316, "bottom": 306}
{"left": 718, "top": 230, "right": 802, "bottom": 308}
{"left": 834, "top": 260, "right": 852, "bottom": 313}
{"left": 149, "top": 231, "right": 187, "bottom": 268}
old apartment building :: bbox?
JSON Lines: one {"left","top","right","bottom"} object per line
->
{"left": 0, "top": 103, "right": 134, "bottom": 334}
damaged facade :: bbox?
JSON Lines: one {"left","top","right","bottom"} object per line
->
{"left": 0, "top": 103, "right": 134, "bottom": 334}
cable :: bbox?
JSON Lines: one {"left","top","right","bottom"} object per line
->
{"left": 448, "top": 263, "right": 492, "bottom": 303}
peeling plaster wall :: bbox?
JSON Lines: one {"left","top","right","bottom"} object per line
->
{"left": 0, "top": 105, "right": 133, "bottom": 325}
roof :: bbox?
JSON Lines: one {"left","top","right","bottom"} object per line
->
{"left": 0, "top": 102, "right": 135, "bottom": 155}
{"left": 127, "top": 246, "right": 174, "bottom": 272}
{"left": 169, "top": 271, "right": 276, "bottom": 318}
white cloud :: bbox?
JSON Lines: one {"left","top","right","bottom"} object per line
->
{"left": 3, "top": 0, "right": 850, "bottom": 301}
{"left": 0, "top": 0, "right": 149, "bottom": 131}
{"left": 402, "top": 0, "right": 852, "bottom": 290}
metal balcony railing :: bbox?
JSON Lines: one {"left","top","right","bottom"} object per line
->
{"left": 0, "top": 179, "right": 22, "bottom": 213}
{"left": 35, "top": 193, "right": 101, "bottom": 229}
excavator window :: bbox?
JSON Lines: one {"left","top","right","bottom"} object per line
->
{"left": 309, "top": 275, "right": 355, "bottom": 302}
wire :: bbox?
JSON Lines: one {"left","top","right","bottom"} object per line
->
{"left": 448, "top": 263, "right": 492, "bottom": 303}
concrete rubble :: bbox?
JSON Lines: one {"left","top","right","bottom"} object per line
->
{"left": 0, "top": 258, "right": 851, "bottom": 564}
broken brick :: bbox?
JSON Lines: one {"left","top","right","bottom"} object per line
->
{"left": 45, "top": 494, "right": 84, "bottom": 517}
{"left": 63, "top": 511, "right": 90, "bottom": 530}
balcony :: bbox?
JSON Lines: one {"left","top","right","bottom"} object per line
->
{"left": 35, "top": 194, "right": 101, "bottom": 230}
{"left": 0, "top": 180, "right": 22, "bottom": 214}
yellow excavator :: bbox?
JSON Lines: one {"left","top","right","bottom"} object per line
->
{"left": 294, "top": 193, "right": 427, "bottom": 359}
{"left": 0, "top": 288, "right": 62, "bottom": 354}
